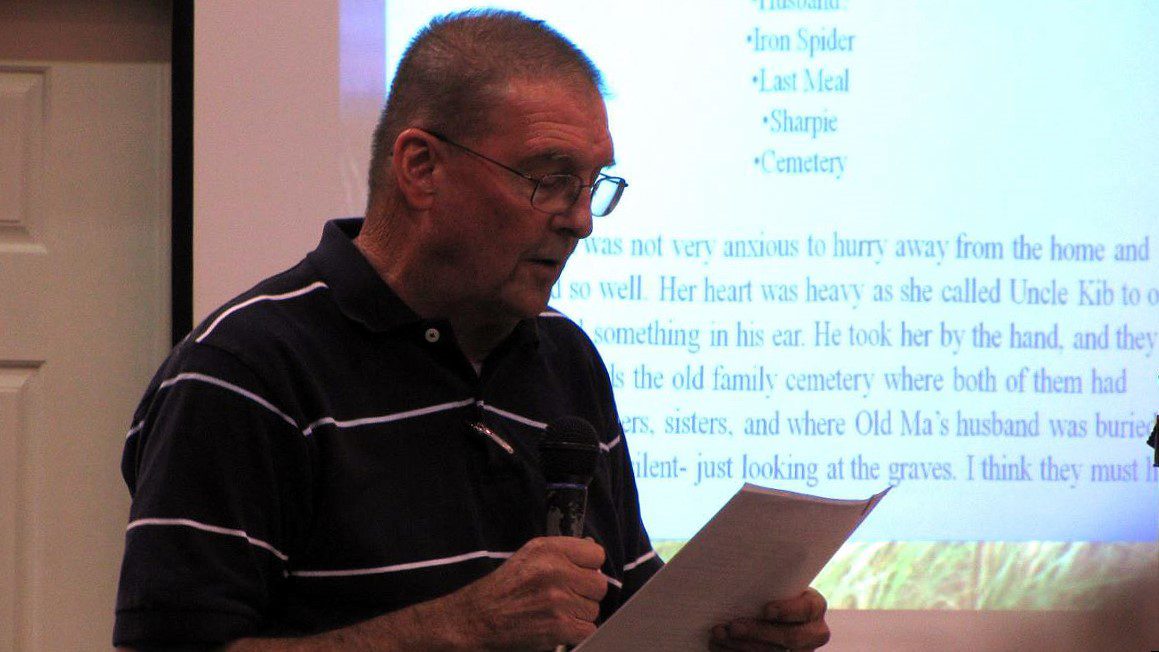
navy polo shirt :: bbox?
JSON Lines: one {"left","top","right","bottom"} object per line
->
{"left": 114, "top": 218, "right": 662, "bottom": 645}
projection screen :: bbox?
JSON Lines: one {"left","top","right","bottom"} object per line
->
{"left": 193, "top": 1, "right": 1159, "bottom": 648}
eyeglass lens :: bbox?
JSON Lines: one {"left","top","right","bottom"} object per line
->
{"left": 532, "top": 176, "right": 625, "bottom": 217}
{"left": 590, "top": 177, "right": 625, "bottom": 217}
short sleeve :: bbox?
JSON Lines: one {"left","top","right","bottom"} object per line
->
{"left": 580, "top": 337, "right": 664, "bottom": 600}
{"left": 114, "top": 343, "right": 313, "bottom": 646}
{"left": 610, "top": 431, "right": 664, "bottom": 600}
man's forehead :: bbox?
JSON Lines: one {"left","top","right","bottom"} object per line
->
{"left": 496, "top": 75, "right": 605, "bottom": 107}
{"left": 485, "top": 79, "right": 613, "bottom": 165}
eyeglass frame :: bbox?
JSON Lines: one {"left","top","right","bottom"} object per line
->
{"left": 420, "top": 128, "right": 628, "bottom": 217}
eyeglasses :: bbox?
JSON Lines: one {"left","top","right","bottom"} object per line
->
{"left": 424, "top": 129, "right": 628, "bottom": 218}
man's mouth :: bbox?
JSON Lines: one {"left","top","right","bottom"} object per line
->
{"left": 527, "top": 256, "right": 562, "bottom": 268}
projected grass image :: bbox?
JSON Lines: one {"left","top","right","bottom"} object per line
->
{"left": 651, "top": 541, "right": 1155, "bottom": 609}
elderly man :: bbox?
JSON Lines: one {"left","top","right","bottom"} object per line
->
{"left": 115, "top": 10, "right": 830, "bottom": 651}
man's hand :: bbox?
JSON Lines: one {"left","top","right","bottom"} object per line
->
{"left": 709, "top": 587, "right": 830, "bottom": 652}
{"left": 212, "top": 536, "right": 606, "bottom": 652}
{"left": 441, "top": 536, "right": 608, "bottom": 650}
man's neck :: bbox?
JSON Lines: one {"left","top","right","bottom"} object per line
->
{"left": 354, "top": 223, "right": 518, "bottom": 364}
{"left": 450, "top": 316, "right": 518, "bottom": 365}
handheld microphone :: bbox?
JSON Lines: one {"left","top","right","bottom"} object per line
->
{"left": 541, "top": 416, "right": 600, "bottom": 537}
{"left": 540, "top": 417, "right": 600, "bottom": 652}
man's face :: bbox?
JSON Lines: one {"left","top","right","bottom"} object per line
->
{"left": 429, "top": 78, "right": 613, "bottom": 323}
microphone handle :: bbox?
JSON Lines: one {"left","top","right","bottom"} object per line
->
{"left": 545, "top": 482, "right": 589, "bottom": 651}
{"left": 545, "top": 482, "right": 588, "bottom": 538}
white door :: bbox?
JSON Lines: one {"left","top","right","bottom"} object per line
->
{"left": 0, "top": 59, "right": 170, "bottom": 648}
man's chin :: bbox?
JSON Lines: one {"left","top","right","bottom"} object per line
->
{"left": 504, "top": 291, "right": 553, "bottom": 320}
{"left": 519, "top": 298, "right": 552, "bottom": 319}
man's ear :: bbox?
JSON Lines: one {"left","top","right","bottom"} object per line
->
{"left": 391, "top": 128, "right": 440, "bottom": 210}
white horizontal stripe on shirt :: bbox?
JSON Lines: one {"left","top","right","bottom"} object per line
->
{"left": 127, "top": 517, "right": 288, "bottom": 562}
{"left": 479, "top": 400, "right": 625, "bottom": 451}
{"left": 624, "top": 549, "right": 657, "bottom": 572}
{"left": 303, "top": 398, "right": 476, "bottom": 437}
{"left": 480, "top": 402, "right": 622, "bottom": 452}
{"left": 289, "top": 549, "right": 515, "bottom": 578}
{"left": 196, "top": 281, "right": 329, "bottom": 343}
{"left": 480, "top": 401, "right": 547, "bottom": 430}
{"left": 291, "top": 549, "right": 628, "bottom": 588}
{"left": 159, "top": 372, "right": 298, "bottom": 430}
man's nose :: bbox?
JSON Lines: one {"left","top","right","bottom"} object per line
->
{"left": 552, "top": 190, "right": 594, "bottom": 239}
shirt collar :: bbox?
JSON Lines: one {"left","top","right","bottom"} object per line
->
{"left": 306, "top": 218, "right": 420, "bottom": 332}
{"left": 306, "top": 218, "right": 541, "bottom": 347}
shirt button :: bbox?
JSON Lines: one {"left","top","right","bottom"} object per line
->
{"left": 424, "top": 328, "right": 440, "bottom": 343}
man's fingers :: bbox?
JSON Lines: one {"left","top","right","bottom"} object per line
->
{"left": 709, "top": 625, "right": 792, "bottom": 652}
{"left": 524, "top": 536, "right": 605, "bottom": 568}
{"left": 570, "top": 567, "right": 610, "bottom": 601}
{"left": 455, "top": 538, "right": 613, "bottom": 649}
{"left": 556, "top": 536, "right": 606, "bottom": 569}
{"left": 764, "top": 587, "right": 827, "bottom": 624}
{"left": 565, "top": 593, "right": 602, "bottom": 623}
{"left": 519, "top": 537, "right": 608, "bottom": 600}
{"left": 562, "top": 616, "right": 599, "bottom": 645}
{"left": 709, "top": 641, "right": 790, "bottom": 652}
{"left": 715, "top": 616, "right": 831, "bottom": 651}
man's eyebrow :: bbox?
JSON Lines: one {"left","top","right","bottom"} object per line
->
{"left": 518, "top": 149, "right": 615, "bottom": 171}
{"left": 516, "top": 150, "right": 573, "bottom": 169}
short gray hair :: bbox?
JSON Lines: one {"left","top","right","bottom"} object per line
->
{"left": 366, "top": 9, "right": 605, "bottom": 203}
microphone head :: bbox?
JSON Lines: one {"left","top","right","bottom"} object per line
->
{"left": 540, "top": 416, "right": 600, "bottom": 484}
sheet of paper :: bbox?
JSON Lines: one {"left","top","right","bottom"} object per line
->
{"left": 576, "top": 483, "right": 890, "bottom": 651}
